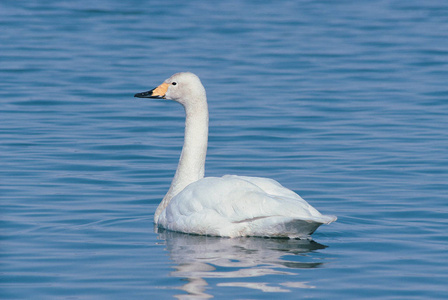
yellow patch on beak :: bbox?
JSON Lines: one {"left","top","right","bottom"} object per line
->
{"left": 152, "top": 82, "right": 170, "bottom": 97}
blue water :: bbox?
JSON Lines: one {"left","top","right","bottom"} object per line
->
{"left": 1, "top": 1, "right": 448, "bottom": 299}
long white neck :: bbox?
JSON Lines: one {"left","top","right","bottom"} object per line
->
{"left": 154, "top": 98, "right": 209, "bottom": 223}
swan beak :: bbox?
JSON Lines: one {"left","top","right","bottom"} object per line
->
{"left": 134, "top": 82, "right": 169, "bottom": 99}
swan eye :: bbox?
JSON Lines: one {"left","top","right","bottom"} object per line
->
{"left": 172, "top": 82, "right": 177, "bottom": 86}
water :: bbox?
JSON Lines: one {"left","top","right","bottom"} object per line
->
{"left": 1, "top": 0, "right": 447, "bottom": 299}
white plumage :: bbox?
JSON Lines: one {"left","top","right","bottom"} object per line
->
{"left": 135, "top": 72, "right": 336, "bottom": 238}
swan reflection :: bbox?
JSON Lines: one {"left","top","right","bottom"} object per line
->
{"left": 157, "top": 229, "right": 328, "bottom": 298}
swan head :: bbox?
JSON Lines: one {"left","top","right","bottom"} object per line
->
{"left": 134, "top": 72, "right": 206, "bottom": 107}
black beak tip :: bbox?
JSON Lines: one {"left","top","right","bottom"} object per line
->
{"left": 134, "top": 91, "right": 151, "bottom": 98}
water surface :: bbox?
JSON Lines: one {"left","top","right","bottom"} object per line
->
{"left": 1, "top": 1, "right": 448, "bottom": 299}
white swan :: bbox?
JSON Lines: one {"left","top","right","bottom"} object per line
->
{"left": 135, "top": 72, "right": 336, "bottom": 238}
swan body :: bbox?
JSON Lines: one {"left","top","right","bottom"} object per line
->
{"left": 135, "top": 72, "right": 336, "bottom": 238}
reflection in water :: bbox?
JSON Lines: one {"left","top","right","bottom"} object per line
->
{"left": 157, "top": 229, "right": 328, "bottom": 299}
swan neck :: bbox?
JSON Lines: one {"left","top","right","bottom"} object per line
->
{"left": 154, "top": 97, "right": 208, "bottom": 223}
{"left": 179, "top": 104, "right": 209, "bottom": 182}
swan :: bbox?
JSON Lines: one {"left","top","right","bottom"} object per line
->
{"left": 134, "top": 72, "right": 336, "bottom": 238}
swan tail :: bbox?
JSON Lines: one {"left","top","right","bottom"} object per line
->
{"left": 237, "top": 215, "right": 337, "bottom": 239}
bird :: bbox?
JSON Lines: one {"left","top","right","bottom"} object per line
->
{"left": 134, "top": 72, "right": 336, "bottom": 238}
